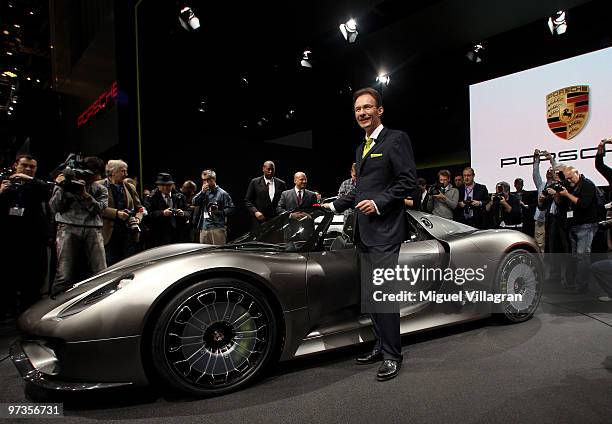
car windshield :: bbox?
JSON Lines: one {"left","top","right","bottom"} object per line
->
{"left": 227, "top": 207, "right": 332, "bottom": 252}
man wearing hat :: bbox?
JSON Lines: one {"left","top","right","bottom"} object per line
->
{"left": 143, "top": 172, "right": 190, "bottom": 247}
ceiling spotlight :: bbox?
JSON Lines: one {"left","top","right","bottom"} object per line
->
{"left": 376, "top": 74, "right": 390, "bottom": 86}
{"left": 36, "top": 78, "right": 40, "bottom": 83}
{"left": 339, "top": 18, "right": 358, "bottom": 43}
{"left": 13, "top": 24, "right": 20, "bottom": 28}
{"left": 466, "top": 43, "right": 485, "bottom": 62}
{"left": 7, "top": 111, "right": 12, "bottom": 115}
{"left": 3, "top": 30, "right": 9, "bottom": 35}
{"left": 300, "top": 49, "right": 312, "bottom": 68}
{"left": 6, "top": 51, "right": 13, "bottom": 56}
{"left": 285, "top": 109, "right": 296, "bottom": 119}
{"left": 26, "top": 76, "right": 31, "bottom": 80}
{"left": 12, "top": 98, "right": 17, "bottom": 103}
{"left": 179, "top": 6, "right": 200, "bottom": 31}
{"left": 548, "top": 11, "right": 568, "bottom": 35}
{"left": 4, "top": 71, "right": 17, "bottom": 78}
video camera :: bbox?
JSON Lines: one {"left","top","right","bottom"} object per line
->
{"left": 54, "top": 153, "right": 94, "bottom": 194}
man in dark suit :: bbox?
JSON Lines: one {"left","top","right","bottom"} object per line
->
{"left": 456, "top": 167, "right": 489, "bottom": 228}
{"left": 143, "top": 173, "right": 190, "bottom": 247}
{"left": 323, "top": 87, "right": 416, "bottom": 381}
{"left": 244, "top": 161, "right": 287, "bottom": 228}
{"left": 277, "top": 172, "right": 318, "bottom": 214}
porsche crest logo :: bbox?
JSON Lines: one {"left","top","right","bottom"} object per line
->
{"left": 546, "top": 85, "right": 589, "bottom": 140}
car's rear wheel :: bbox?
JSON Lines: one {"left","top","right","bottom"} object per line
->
{"left": 495, "top": 249, "right": 542, "bottom": 323}
{"left": 151, "top": 278, "right": 277, "bottom": 396}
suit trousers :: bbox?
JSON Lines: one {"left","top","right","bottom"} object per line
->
{"left": 357, "top": 242, "right": 403, "bottom": 362}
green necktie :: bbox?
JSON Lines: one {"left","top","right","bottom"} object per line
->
{"left": 362, "top": 137, "right": 373, "bottom": 158}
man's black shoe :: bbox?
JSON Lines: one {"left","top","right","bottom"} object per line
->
{"left": 355, "top": 350, "right": 383, "bottom": 365}
{"left": 376, "top": 360, "right": 401, "bottom": 381}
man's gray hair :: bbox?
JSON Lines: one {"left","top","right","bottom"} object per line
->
{"left": 202, "top": 169, "right": 216, "bottom": 180}
{"left": 497, "top": 181, "right": 511, "bottom": 193}
{"left": 106, "top": 159, "right": 128, "bottom": 177}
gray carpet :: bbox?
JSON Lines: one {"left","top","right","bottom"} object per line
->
{"left": 1, "top": 289, "right": 611, "bottom": 424}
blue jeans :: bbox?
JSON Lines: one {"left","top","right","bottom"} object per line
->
{"left": 591, "top": 259, "right": 612, "bottom": 296}
{"left": 568, "top": 223, "right": 597, "bottom": 288}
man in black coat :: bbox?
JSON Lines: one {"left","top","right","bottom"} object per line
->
{"left": 323, "top": 87, "right": 416, "bottom": 381}
{"left": 244, "top": 161, "right": 287, "bottom": 228}
{"left": 277, "top": 172, "right": 318, "bottom": 214}
{"left": 143, "top": 173, "right": 190, "bottom": 248}
{"left": 456, "top": 167, "right": 489, "bottom": 228}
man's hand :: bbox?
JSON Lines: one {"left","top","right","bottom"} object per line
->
{"left": 254, "top": 211, "right": 266, "bottom": 221}
{"left": 11, "top": 173, "right": 33, "bottom": 180}
{"left": 117, "top": 210, "right": 130, "bottom": 221}
{"left": 558, "top": 187, "right": 569, "bottom": 197}
{"left": 175, "top": 208, "right": 185, "bottom": 217}
{"left": 321, "top": 203, "right": 331, "bottom": 209}
{"left": 163, "top": 208, "right": 173, "bottom": 217}
{"left": 356, "top": 199, "right": 376, "bottom": 215}
{"left": 433, "top": 193, "right": 446, "bottom": 200}
{"left": 534, "top": 149, "right": 540, "bottom": 162}
{"left": 0, "top": 180, "right": 10, "bottom": 194}
{"left": 55, "top": 174, "right": 65, "bottom": 184}
{"left": 458, "top": 201, "right": 465, "bottom": 208}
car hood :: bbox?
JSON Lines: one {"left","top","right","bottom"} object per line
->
{"left": 105, "top": 243, "right": 215, "bottom": 272}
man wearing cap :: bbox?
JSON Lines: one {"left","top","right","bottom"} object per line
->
{"left": 143, "top": 172, "right": 190, "bottom": 247}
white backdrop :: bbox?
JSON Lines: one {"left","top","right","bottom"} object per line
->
{"left": 469, "top": 47, "right": 612, "bottom": 190}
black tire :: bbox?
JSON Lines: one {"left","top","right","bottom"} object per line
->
{"left": 151, "top": 278, "right": 278, "bottom": 396}
{"left": 494, "top": 249, "right": 543, "bottom": 323}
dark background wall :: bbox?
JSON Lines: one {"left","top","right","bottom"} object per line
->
{"left": 20, "top": 0, "right": 611, "bottom": 238}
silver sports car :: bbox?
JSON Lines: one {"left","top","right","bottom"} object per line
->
{"left": 11, "top": 208, "right": 542, "bottom": 396}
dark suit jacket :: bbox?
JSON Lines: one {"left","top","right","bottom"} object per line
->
{"left": 143, "top": 189, "right": 190, "bottom": 247}
{"left": 456, "top": 182, "right": 489, "bottom": 228}
{"left": 244, "top": 176, "right": 287, "bottom": 220}
{"left": 277, "top": 188, "right": 318, "bottom": 214}
{"left": 333, "top": 127, "right": 417, "bottom": 246}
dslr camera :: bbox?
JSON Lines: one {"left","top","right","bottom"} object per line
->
{"left": 207, "top": 202, "right": 219, "bottom": 214}
{"left": 123, "top": 208, "right": 142, "bottom": 233}
{"left": 0, "top": 167, "right": 27, "bottom": 192}
{"left": 492, "top": 185, "right": 505, "bottom": 203}
{"left": 542, "top": 181, "right": 565, "bottom": 196}
{"left": 169, "top": 208, "right": 182, "bottom": 217}
{"left": 428, "top": 184, "right": 442, "bottom": 196}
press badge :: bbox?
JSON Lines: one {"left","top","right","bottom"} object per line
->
{"left": 9, "top": 206, "right": 25, "bottom": 217}
{"left": 567, "top": 210, "right": 574, "bottom": 219}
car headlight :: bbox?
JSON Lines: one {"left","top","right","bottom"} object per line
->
{"left": 57, "top": 274, "right": 134, "bottom": 318}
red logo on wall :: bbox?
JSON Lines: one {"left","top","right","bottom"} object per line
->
{"left": 77, "top": 81, "right": 119, "bottom": 128}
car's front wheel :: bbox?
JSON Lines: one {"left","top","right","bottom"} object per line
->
{"left": 151, "top": 278, "right": 278, "bottom": 396}
{"left": 495, "top": 249, "right": 543, "bottom": 323}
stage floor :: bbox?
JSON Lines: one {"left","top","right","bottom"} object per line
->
{"left": 1, "top": 283, "right": 611, "bottom": 424}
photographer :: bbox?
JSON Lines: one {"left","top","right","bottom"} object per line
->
{"left": 100, "top": 160, "right": 145, "bottom": 266}
{"left": 425, "top": 169, "right": 458, "bottom": 219}
{"left": 193, "top": 169, "right": 234, "bottom": 245}
{"left": 143, "top": 172, "right": 190, "bottom": 247}
{"left": 49, "top": 156, "right": 108, "bottom": 294}
{"left": 532, "top": 149, "right": 558, "bottom": 251}
{"left": 595, "top": 139, "right": 612, "bottom": 251}
{"left": 0, "top": 155, "right": 53, "bottom": 317}
{"left": 457, "top": 167, "right": 489, "bottom": 228}
{"left": 557, "top": 166, "right": 599, "bottom": 293}
{"left": 485, "top": 181, "right": 522, "bottom": 229}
